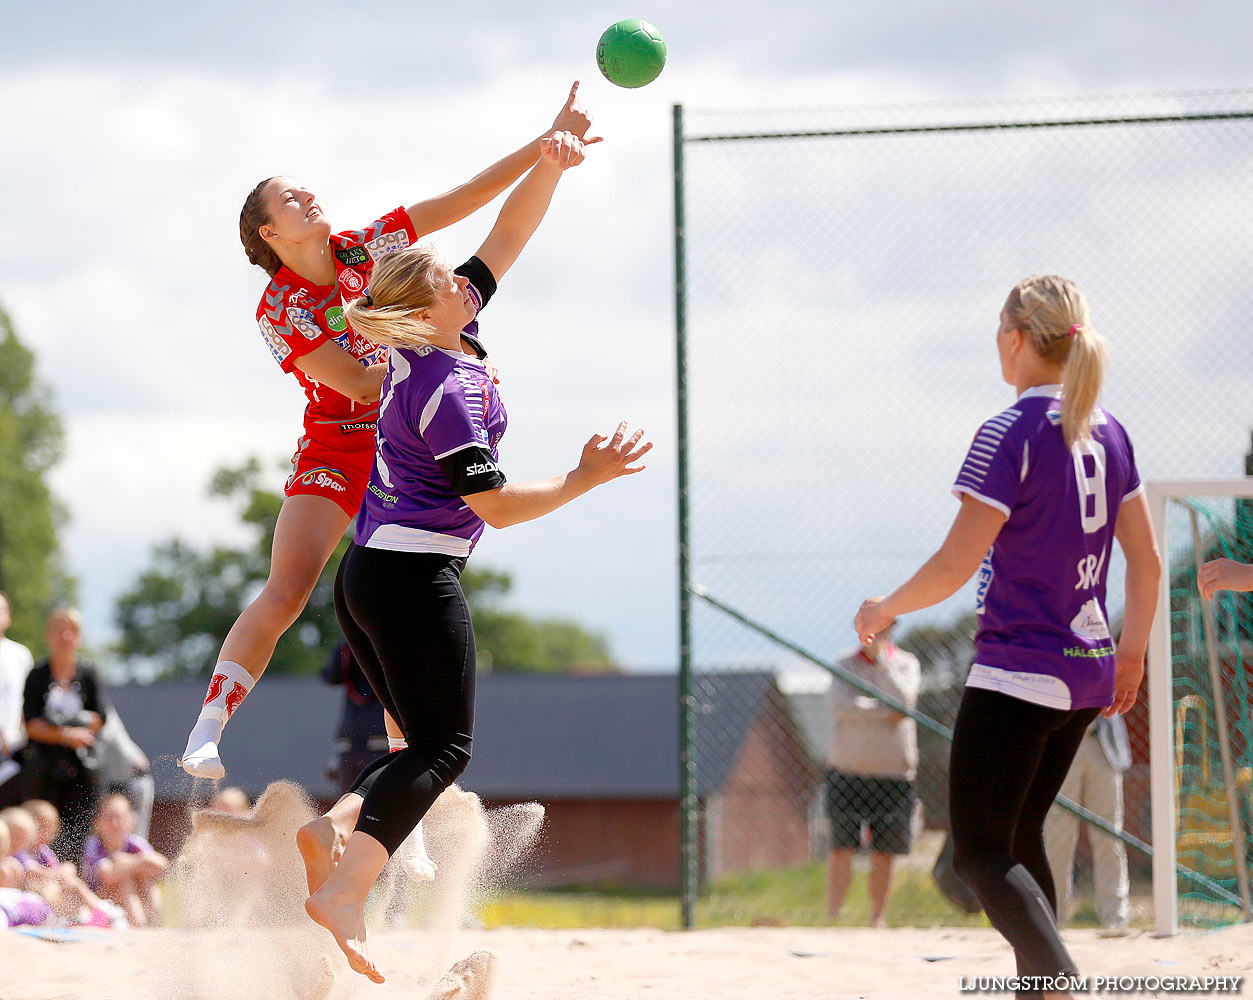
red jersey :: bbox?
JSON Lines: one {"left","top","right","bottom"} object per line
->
{"left": 255, "top": 207, "right": 419, "bottom": 444}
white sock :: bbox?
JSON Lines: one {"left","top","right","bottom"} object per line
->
{"left": 388, "top": 737, "right": 407, "bottom": 752}
{"left": 184, "top": 662, "right": 255, "bottom": 755}
{"left": 385, "top": 737, "right": 437, "bottom": 880}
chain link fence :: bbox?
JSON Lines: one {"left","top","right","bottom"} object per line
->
{"left": 673, "top": 90, "right": 1253, "bottom": 928}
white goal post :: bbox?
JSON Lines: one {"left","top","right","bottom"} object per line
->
{"left": 1147, "top": 479, "right": 1253, "bottom": 937}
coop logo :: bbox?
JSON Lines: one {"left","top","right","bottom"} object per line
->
{"left": 339, "top": 268, "right": 366, "bottom": 294}
{"left": 465, "top": 458, "right": 499, "bottom": 477}
{"left": 335, "top": 245, "right": 370, "bottom": 268}
{"left": 340, "top": 421, "right": 376, "bottom": 434}
{"left": 365, "top": 230, "right": 411, "bottom": 260}
{"left": 299, "top": 467, "right": 347, "bottom": 492}
{"left": 974, "top": 548, "right": 994, "bottom": 614}
{"left": 258, "top": 316, "right": 291, "bottom": 362}
{"left": 325, "top": 306, "right": 348, "bottom": 333}
{"left": 288, "top": 306, "right": 322, "bottom": 341}
{"left": 368, "top": 483, "right": 399, "bottom": 504}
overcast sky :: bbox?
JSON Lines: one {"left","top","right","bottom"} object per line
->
{"left": 2, "top": 1, "right": 1250, "bottom": 674}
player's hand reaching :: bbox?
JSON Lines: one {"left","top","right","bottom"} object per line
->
{"left": 540, "top": 131, "right": 588, "bottom": 170}
{"left": 549, "top": 81, "right": 604, "bottom": 145}
{"left": 1197, "top": 557, "right": 1253, "bottom": 600}
{"left": 1104, "top": 647, "right": 1144, "bottom": 716}
{"left": 576, "top": 421, "right": 652, "bottom": 487}
{"left": 854, "top": 598, "right": 893, "bottom": 646}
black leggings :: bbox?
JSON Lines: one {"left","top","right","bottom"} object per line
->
{"left": 949, "top": 687, "right": 1099, "bottom": 981}
{"left": 334, "top": 543, "right": 476, "bottom": 855}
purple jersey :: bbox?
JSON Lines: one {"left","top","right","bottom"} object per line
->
{"left": 952, "top": 385, "right": 1142, "bottom": 711}
{"left": 355, "top": 257, "right": 507, "bottom": 555}
{"left": 81, "top": 833, "right": 153, "bottom": 892}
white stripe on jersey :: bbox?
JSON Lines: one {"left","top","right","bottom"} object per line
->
{"left": 956, "top": 409, "right": 1021, "bottom": 488}
{"left": 418, "top": 384, "right": 445, "bottom": 435}
{"left": 363, "top": 523, "right": 472, "bottom": 556}
{"left": 433, "top": 441, "right": 484, "bottom": 462}
{"left": 951, "top": 484, "right": 1011, "bottom": 518}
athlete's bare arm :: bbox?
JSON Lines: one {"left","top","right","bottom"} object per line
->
{"left": 473, "top": 131, "right": 587, "bottom": 282}
{"left": 294, "top": 343, "right": 386, "bottom": 404}
{"left": 855, "top": 495, "right": 1007, "bottom": 644}
{"left": 1105, "top": 491, "right": 1161, "bottom": 716}
{"left": 405, "top": 81, "right": 600, "bottom": 238}
{"left": 462, "top": 422, "right": 650, "bottom": 529}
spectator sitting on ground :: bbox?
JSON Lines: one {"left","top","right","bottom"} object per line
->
{"left": 0, "top": 804, "right": 117, "bottom": 927}
{"left": 82, "top": 794, "right": 167, "bottom": 927}
{"left": 23, "top": 799, "right": 123, "bottom": 927}
{"left": 0, "top": 816, "right": 23, "bottom": 888}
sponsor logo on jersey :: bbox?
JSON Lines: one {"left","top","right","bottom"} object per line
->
{"left": 974, "top": 547, "right": 994, "bottom": 614}
{"left": 465, "top": 459, "right": 499, "bottom": 477}
{"left": 1063, "top": 644, "right": 1115, "bottom": 659}
{"left": 1069, "top": 597, "right": 1111, "bottom": 641}
{"left": 365, "top": 230, "right": 411, "bottom": 261}
{"left": 259, "top": 316, "right": 292, "bottom": 362}
{"left": 340, "top": 421, "right": 377, "bottom": 434}
{"left": 298, "top": 467, "right": 348, "bottom": 492}
{"left": 368, "top": 482, "right": 399, "bottom": 504}
{"left": 335, "top": 245, "right": 370, "bottom": 268}
{"left": 480, "top": 382, "right": 491, "bottom": 420}
{"left": 339, "top": 268, "right": 366, "bottom": 294}
{"left": 287, "top": 306, "right": 322, "bottom": 341}
{"left": 326, "top": 306, "right": 348, "bottom": 333}
{"left": 288, "top": 289, "right": 310, "bottom": 307}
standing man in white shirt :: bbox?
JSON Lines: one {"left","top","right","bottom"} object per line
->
{"left": 0, "top": 592, "right": 35, "bottom": 808}
{"left": 825, "top": 620, "right": 921, "bottom": 925}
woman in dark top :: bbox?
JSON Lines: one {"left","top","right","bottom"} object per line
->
{"left": 22, "top": 608, "right": 109, "bottom": 861}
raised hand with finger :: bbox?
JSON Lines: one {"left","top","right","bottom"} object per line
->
{"left": 550, "top": 80, "right": 604, "bottom": 145}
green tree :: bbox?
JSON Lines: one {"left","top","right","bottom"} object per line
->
{"left": 0, "top": 306, "right": 71, "bottom": 646}
{"left": 114, "top": 459, "right": 615, "bottom": 678}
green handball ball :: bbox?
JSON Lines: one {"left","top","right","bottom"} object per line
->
{"left": 596, "top": 19, "right": 666, "bottom": 89}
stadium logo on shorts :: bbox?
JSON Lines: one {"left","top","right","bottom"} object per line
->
{"left": 300, "top": 467, "right": 348, "bottom": 492}
{"left": 335, "top": 246, "right": 370, "bottom": 268}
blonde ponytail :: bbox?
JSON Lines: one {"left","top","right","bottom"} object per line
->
{"left": 1004, "top": 275, "right": 1108, "bottom": 447}
{"left": 342, "top": 245, "right": 446, "bottom": 352}
{"left": 1059, "top": 323, "right": 1109, "bottom": 447}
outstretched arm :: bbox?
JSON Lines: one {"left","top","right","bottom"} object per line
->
{"left": 855, "top": 495, "right": 1006, "bottom": 644}
{"left": 463, "top": 422, "right": 651, "bottom": 529}
{"left": 472, "top": 131, "right": 588, "bottom": 282}
{"left": 406, "top": 81, "right": 601, "bottom": 237}
{"left": 1105, "top": 491, "right": 1161, "bottom": 716}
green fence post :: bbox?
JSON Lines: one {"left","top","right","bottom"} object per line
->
{"left": 673, "top": 102, "right": 697, "bottom": 930}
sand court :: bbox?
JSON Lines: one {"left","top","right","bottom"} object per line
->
{"left": 1, "top": 922, "right": 1250, "bottom": 999}
{"left": 2, "top": 780, "right": 1247, "bottom": 999}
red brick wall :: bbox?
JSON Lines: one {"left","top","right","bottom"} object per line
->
{"left": 706, "top": 696, "right": 817, "bottom": 880}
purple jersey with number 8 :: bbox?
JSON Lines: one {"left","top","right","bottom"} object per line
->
{"left": 951, "top": 385, "right": 1142, "bottom": 711}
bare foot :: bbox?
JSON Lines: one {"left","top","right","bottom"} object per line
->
{"left": 305, "top": 891, "right": 384, "bottom": 984}
{"left": 296, "top": 817, "right": 343, "bottom": 895}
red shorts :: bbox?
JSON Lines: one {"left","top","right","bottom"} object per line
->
{"left": 284, "top": 432, "right": 375, "bottom": 518}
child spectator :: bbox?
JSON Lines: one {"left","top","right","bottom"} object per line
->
{"left": 82, "top": 793, "right": 167, "bottom": 927}
{"left": 0, "top": 815, "right": 23, "bottom": 888}
{"left": 0, "top": 803, "right": 118, "bottom": 927}
{"left": 23, "top": 799, "right": 121, "bottom": 926}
